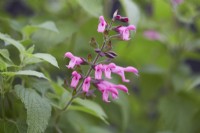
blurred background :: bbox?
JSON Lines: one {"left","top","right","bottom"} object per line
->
{"left": 0, "top": 0, "right": 200, "bottom": 133}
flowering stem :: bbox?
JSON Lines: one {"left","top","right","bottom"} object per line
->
{"left": 62, "top": 34, "right": 108, "bottom": 111}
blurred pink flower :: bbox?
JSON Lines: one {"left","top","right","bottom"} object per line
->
{"left": 109, "top": 63, "right": 138, "bottom": 82}
{"left": 97, "top": 16, "right": 107, "bottom": 33}
{"left": 143, "top": 30, "right": 161, "bottom": 40}
{"left": 82, "top": 77, "right": 91, "bottom": 92}
{"left": 95, "top": 64, "right": 104, "bottom": 79}
{"left": 70, "top": 71, "right": 81, "bottom": 88}
{"left": 96, "top": 80, "right": 128, "bottom": 102}
{"left": 115, "top": 25, "right": 136, "bottom": 40}
{"left": 171, "top": 0, "right": 184, "bottom": 5}
{"left": 64, "top": 52, "right": 83, "bottom": 69}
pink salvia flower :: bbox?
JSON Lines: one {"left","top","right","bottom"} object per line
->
{"left": 70, "top": 71, "right": 81, "bottom": 88}
{"left": 103, "top": 63, "right": 115, "bottom": 79}
{"left": 97, "top": 16, "right": 107, "bottom": 33}
{"left": 95, "top": 64, "right": 104, "bottom": 79}
{"left": 82, "top": 77, "right": 91, "bottom": 92}
{"left": 64, "top": 52, "right": 83, "bottom": 69}
{"left": 96, "top": 80, "right": 128, "bottom": 102}
{"left": 143, "top": 30, "right": 161, "bottom": 40}
{"left": 109, "top": 63, "right": 138, "bottom": 82}
{"left": 116, "top": 25, "right": 136, "bottom": 40}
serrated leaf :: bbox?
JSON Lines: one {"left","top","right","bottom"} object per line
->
{"left": 15, "top": 85, "right": 51, "bottom": 133}
{"left": 120, "top": 0, "right": 140, "bottom": 25}
{"left": 33, "top": 53, "right": 59, "bottom": 68}
{"left": 76, "top": 0, "right": 103, "bottom": 17}
{"left": 2, "top": 70, "right": 48, "bottom": 79}
{"left": 72, "top": 99, "right": 108, "bottom": 124}
{"left": 0, "top": 49, "right": 12, "bottom": 62}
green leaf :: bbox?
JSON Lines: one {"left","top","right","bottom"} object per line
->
{"left": 22, "top": 21, "right": 59, "bottom": 39}
{"left": 0, "top": 32, "right": 25, "bottom": 62}
{"left": 72, "top": 99, "right": 108, "bottom": 124}
{"left": 0, "top": 119, "right": 19, "bottom": 133}
{"left": 33, "top": 53, "right": 59, "bottom": 68}
{"left": 2, "top": 70, "right": 48, "bottom": 79}
{"left": 0, "top": 32, "right": 25, "bottom": 52}
{"left": 120, "top": 0, "right": 140, "bottom": 25}
{"left": 15, "top": 85, "right": 51, "bottom": 133}
{"left": 0, "top": 49, "right": 12, "bottom": 62}
{"left": 37, "top": 21, "right": 59, "bottom": 33}
{"left": 76, "top": 0, "right": 103, "bottom": 17}
{"left": 0, "top": 58, "right": 7, "bottom": 71}
{"left": 188, "top": 77, "right": 200, "bottom": 90}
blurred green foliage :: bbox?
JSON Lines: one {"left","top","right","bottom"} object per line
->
{"left": 0, "top": 0, "right": 200, "bottom": 133}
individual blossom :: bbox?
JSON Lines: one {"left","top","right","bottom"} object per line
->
{"left": 96, "top": 80, "right": 128, "bottom": 102}
{"left": 97, "top": 16, "right": 107, "bottom": 33}
{"left": 103, "top": 63, "right": 116, "bottom": 79}
{"left": 70, "top": 71, "right": 81, "bottom": 88}
{"left": 109, "top": 63, "right": 138, "bottom": 82}
{"left": 64, "top": 52, "right": 84, "bottom": 69}
{"left": 143, "top": 30, "right": 162, "bottom": 41}
{"left": 95, "top": 64, "right": 104, "bottom": 79}
{"left": 115, "top": 25, "right": 136, "bottom": 40}
{"left": 82, "top": 76, "right": 91, "bottom": 92}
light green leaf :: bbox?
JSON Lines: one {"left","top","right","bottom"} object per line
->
{"left": 0, "top": 32, "right": 25, "bottom": 52}
{"left": 73, "top": 99, "right": 108, "bottom": 124}
{"left": 76, "top": 0, "right": 103, "bottom": 17}
{"left": 0, "top": 49, "right": 12, "bottom": 62}
{"left": 37, "top": 21, "right": 59, "bottom": 33}
{"left": 188, "top": 77, "right": 200, "bottom": 90}
{"left": 120, "top": 0, "right": 140, "bottom": 25}
{"left": 33, "top": 53, "right": 59, "bottom": 68}
{"left": 0, "top": 58, "right": 7, "bottom": 71}
{"left": 15, "top": 85, "right": 51, "bottom": 133}
{"left": 2, "top": 70, "right": 48, "bottom": 79}
{"left": 26, "top": 45, "right": 35, "bottom": 54}
{"left": 22, "top": 21, "right": 59, "bottom": 39}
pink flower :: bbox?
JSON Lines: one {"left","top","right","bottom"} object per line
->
{"left": 95, "top": 64, "right": 104, "bottom": 79}
{"left": 103, "top": 63, "right": 115, "bottom": 79}
{"left": 109, "top": 63, "right": 138, "bottom": 82}
{"left": 96, "top": 80, "right": 128, "bottom": 102}
{"left": 171, "top": 0, "right": 184, "bottom": 5}
{"left": 97, "top": 16, "right": 107, "bottom": 33}
{"left": 143, "top": 30, "right": 161, "bottom": 40}
{"left": 115, "top": 25, "right": 136, "bottom": 40}
{"left": 70, "top": 71, "right": 81, "bottom": 88}
{"left": 82, "top": 77, "right": 91, "bottom": 92}
{"left": 64, "top": 52, "right": 83, "bottom": 69}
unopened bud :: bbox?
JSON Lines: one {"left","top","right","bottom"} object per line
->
{"left": 120, "top": 17, "right": 129, "bottom": 22}
{"left": 89, "top": 37, "right": 98, "bottom": 48}
{"left": 87, "top": 54, "right": 92, "bottom": 63}
{"left": 104, "top": 40, "right": 112, "bottom": 52}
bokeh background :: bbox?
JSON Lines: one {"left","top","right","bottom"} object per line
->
{"left": 0, "top": 0, "right": 200, "bottom": 133}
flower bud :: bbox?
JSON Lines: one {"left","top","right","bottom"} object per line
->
{"left": 89, "top": 37, "right": 98, "bottom": 48}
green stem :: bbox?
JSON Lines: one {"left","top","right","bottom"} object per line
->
{"left": 1, "top": 78, "right": 5, "bottom": 133}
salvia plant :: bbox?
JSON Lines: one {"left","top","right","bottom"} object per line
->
{"left": 0, "top": 10, "right": 138, "bottom": 133}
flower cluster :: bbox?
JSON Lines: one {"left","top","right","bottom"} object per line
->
{"left": 64, "top": 11, "right": 138, "bottom": 102}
